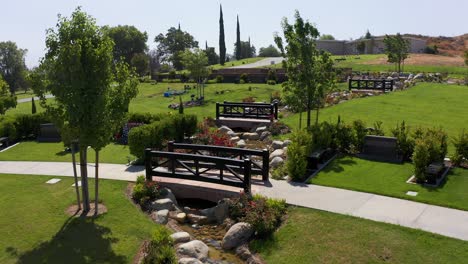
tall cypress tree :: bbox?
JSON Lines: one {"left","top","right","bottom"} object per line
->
{"left": 219, "top": 5, "right": 226, "bottom": 65}
{"left": 235, "top": 15, "right": 241, "bottom": 60}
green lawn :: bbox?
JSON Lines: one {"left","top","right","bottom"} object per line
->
{"left": 251, "top": 206, "right": 468, "bottom": 264}
{"left": 0, "top": 174, "right": 156, "bottom": 264}
{"left": 308, "top": 156, "right": 468, "bottom": 211}
{"left": 282, "top": 83, "right": 468, "bottom": 152}
{"left": 0, "top": 142, "right": 133, "bottom": 164}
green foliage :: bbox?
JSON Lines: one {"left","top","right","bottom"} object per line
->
{"left": 391, "top": 121, "right": 415, "bottom": 160}
{"left": 465, "top": 50, "right": 468, "bottom": 66}
{"left": 269, "top": 121, "right": 290, "bottom": 136}
{"left": 235, "top": 15, "right": 242, "bottom": 60}
{"left": 356, "top": 41, "right": 366, "bottom": 54}
{"left": 0, "top": 76, "right": 17, "bottom": 114}
{"left": 215, "top": 75, "right": 224, "bottom": 83}
{"left": 0, "top": 113, "right": 50, "bottom": 140}
{"left": 287, "top": 129, "right": 312, "bottom": 181}
{"left": 240, "top": 73, "right": 248, "bottom": 83}
{"left": 180, "top": 48, "right": 209, "bottom": 84}
{"left": 229, "top": 193, "right": 287, "bottom": 237}
{"left": 383, "top": 33, "right": 410, "bottom": 72}
{"left": 451, "top": 130, "right": 468, "bottom": 166}
{"left": 0, "top": 41, "right": 28, "bottom": 93}
{"left": 335, "top": 117, "right": 354, "bottom": 153}
{"left": 412, "top": 128, "right": 448, "bottom": 181}
{"left": 205, "top": 46, "right": 219, "bottom": 65}
{"left": 154, "top": 26, "right": 198, "bottom": 70}
{"left": 219, "top": 5, "right": 226, "bottom": 65}
{"left": 275, "top": 11, "right": 336, "bottom": 127}
{"left": 143, "top": 226, "right": 176, "bottom": 264}
{"left": 267, "top": 69, "right": 277, "bottom": 82}
{"left": 352, "top": 120, "right": 367, "bottom": 151}
{"left": 31, "top": 97, "right": 37, "bottom": 114}
{"left": 369, "top": 121, "right": 384, "bottom": 136}
{"left": 258, "top": 45, "right": 281, "bottom": 57}
{"left": 178, "top": 96, "right": 184, "bottom": 114}
{"left": 319, "top": 34, "right": 335, "bottom": 40}
{"left": 131, "top": 53, "right": 150, "bottom": 77}
{"left": 424, "top": 45, "right": 439, "bottom": 54}
{"left": 102, "top": 25, "right": 148, "bottom": 64}
{"left": 132, "top": 180, "right": 160, "bottom": 205}
{"left": 0, "top": 116, "right": 16, "bottom": 139}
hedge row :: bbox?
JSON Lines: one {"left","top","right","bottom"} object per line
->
{"left": 0, "top": 113, "right": 51, "bottom": 141}
{"left": 128, "top": 114, "right": 197, "bottom": 159}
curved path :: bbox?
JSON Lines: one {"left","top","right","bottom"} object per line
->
{"left": 17, "top": 94, "right": 54, "bottom": 103}
{"left": 229, "top": 57, "right": 284, "bottom": 68}
{"left": 0, "top": 160, "right": 467, "bottom": 241}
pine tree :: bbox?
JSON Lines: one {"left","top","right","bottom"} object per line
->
{"left": 205, "top": 41, "right": 208, "bottom": 50}
{"left": 219, "top": 5, "right": 226, "bottom": 65}
{"left": 235, "top": 15, "right": 241, "bottom": 60}
{"left": 31, "top": 97, "right": 36, "bottom": 114}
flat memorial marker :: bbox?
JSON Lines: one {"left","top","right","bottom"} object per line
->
{"left": 406, "top": 191, "right": 418, "bottom": 197}
{"left": 46, "top": 178, "right": 61, "bottom": 184}
{"left": 72, "top": 182, "right": 82, "bottom": 187}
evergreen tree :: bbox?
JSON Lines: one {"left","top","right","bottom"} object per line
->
{"left": 219, "top": 5, "right": 226, "bottom": 65}
{"left": 31, "top": 97, "right": 37, "bottom": 114}
{"left": 235, "top": 15, "right": 242, "bottom": 60}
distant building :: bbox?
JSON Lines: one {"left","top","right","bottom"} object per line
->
{"left": 316, "top": 37, "right": 427, "bottom": 55}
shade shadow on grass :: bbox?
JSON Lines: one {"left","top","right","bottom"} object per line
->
{"left": 7, "top": 217, "right": 126, "bottom": 264}
{"left": 323, "top": 155, "right": 357, "bottom": 173}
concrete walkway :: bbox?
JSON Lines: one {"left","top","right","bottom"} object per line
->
{"left": 0, "top": 161, "right": 467, "bottom": 241}
{"left": 229, "top": 57, "right": 284, "bottom": 68}
{"left": 17, "top": 94, "right": 54, "bottom": 103}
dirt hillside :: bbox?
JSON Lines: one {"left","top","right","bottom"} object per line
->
{"left": 404, "top": 34, "right": 468, "bottom": 57}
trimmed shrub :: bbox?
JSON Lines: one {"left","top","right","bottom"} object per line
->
{"left": 132, "top": 177, "right": 161, "bottom": 206}
{"left": 286, "top": 130, "right": 312, "bottom": 181}
{"left": 335, "top": 118, "right": 354, "bottom": 153}
{"left": 412, "top": 128, "right": 448, "bottom": 182}
{"left": 266, "top": 80, "right": 276, "bottom": 85}
{"left": 0, "top": 117, "right": 16, "bottom": 140}
{"left": 310, "top": 121, "right": 336, "bottom": 150}
{"left": 215, "top": 75, "right": 224, "bottom": 83}
{"left": 14, "top": 113, "right": 51, "bottom": 140}
{"left": 352, "top": 120, "right": 367, "bottom": 152}
{"left": 240, "top": 73, "right": 248, "bottom": 83}
{"left": 269, "top": 121, "right": 290, "bottom": 136}
{"left": 242, "top": 96, "right": 255, "bottom": 103}
{"left": 391, "top": 121, "right": 415, "bottom": 160}
{"left": 413, "top": 139, "right": 431, "bottom": 181}
{"left": 143, "top": 226, "right": 176, "bottom": 264}
{"left": 451, "top": 130, "right": 468, "bottom": 166}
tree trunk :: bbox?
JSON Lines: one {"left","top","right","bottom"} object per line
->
{"left": 298, "top": 111, "right": 302, "bottom": 130}
{"left": 306, "top": 105, "right": 311, "bottom": 128}
{"left": 315, "top": 106, "right": 320, "bottom": 125}
{"left": 71, "top": 141, "right": 81, "bottom": 210}
{"left": 94, "top": 150, "right": 99, "bottom": 216}
{"left": 80, "top": 147, "right": 90, "bottom": 212}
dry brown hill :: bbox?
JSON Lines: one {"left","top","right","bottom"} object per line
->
{"left": 404, "top": 34, "right": 468, "bottom": 57}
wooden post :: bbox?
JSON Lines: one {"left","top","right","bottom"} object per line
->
{"left": 168, "top": 141, "right": 174, "bottom": 152}
{"left": 262, "top": 149, "right": 269, "bottom": 181}
{"left": 145, "top": 148, "right": 152, "bottom": 181}
{"left": 274, "top": 102, "right": 278, "bottom": 120}
{"left": 348, "top": 79, "right": 352, "bottom": 91}
{"left": 216, "top": 102, "right": 220, "bottom": 119}
{"left": 243, "top": 159, "right": 251, "bottom": 194}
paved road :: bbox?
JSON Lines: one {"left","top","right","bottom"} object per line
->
{"left": 0, "top": 160, "right": 467, "bottom": 241}
{"left": 17, "top": 94, "right": 54, "bottom": 103}
{"left": 229, "top": 57, "right": 284, "bottom": 69}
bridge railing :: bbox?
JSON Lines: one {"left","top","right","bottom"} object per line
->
{"left": 216, "top": 101, "right": 278, "bottom": 120}
{"left": 348, "top": 79, "right": 394, "bottom": 92}
{"left": 167, "top": 141, "right": 269, "bottom": 181}
{"left": 145, "top": 149, "right": 252, "bottom": 193}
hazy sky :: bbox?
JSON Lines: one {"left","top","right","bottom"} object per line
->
{"left": 1, "top": 0, "right": 466, "bottom": 67}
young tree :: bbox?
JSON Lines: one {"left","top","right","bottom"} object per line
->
{"left": 31, "top": 97, "right": 37, "bottom": 114}
{"left": 365, "top": 30, "right": 372, "bottom": 39}
{"left": 240, "top": 41, "right": 256, "bottom": 59}
{"left": 383, "top": 33, "right": 410, "bottom": 73}
{"left": 155, "top": 26, "right": 198, "bottom": 70}
{"left": 275, "top": 11, "right": 336, "bottom": 128}
{"left": 181, "top": 48, "right": 209, "bottom": 100}
{"left": 219, "top": 5, "right": 226, "bottom": 65}
{"left": 205, "top": 47, "right": 220, "bottom": 65}
{"left": 131, "top": 53, "right": 149, "bottom": 76}
{"left": 0, "top": 41, "right": 28, "bottom": 93}
{"left": 36, "top": 7, "right": 138, "bottom": 213}
{"left": 258, "top": 45, "right": 281, "bottom": 57}
{"left": 0, "top": 75, "right": 17, "bottom": 114}
{"left": 235, "top": 15, "right": 242, "bottom": 60}
{"left": 102, "top": 25, "right": 148, "bottom": 64}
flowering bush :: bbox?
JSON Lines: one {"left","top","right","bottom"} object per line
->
{"left": 194, "top": 123, "right": 234, "bottom": 147}
{"left": 228, "top": 192, "right": 287, "bottom": 237}
{"left": 132, "top": 175, "right": 161, "bottom": 206}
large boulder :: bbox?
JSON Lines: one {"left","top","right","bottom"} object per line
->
{"left": 260, "top": 131, "right": 272, "bottom": 141}
{"left": 152, "top": 209, "right": 169, "bottom": 224}
{"left": 230, "top": 136, "right": 240, "bottom": 143}
{"left": 171, "top": 232, "right": 191, "bottom": 244}
{"left": 178, "top": 258, "right": 202, "bottom": 264}
{"left": 200, "top": 199, "right": 229, "bottom": 223}
{"left": 160, "top": 188, "right": 178, "bottom": 206}
{"left": 269, "top": 149, "right": 284, "bottom": 160}
{"left": 271, "top": 140, "right": 284, "bottom": 150}
{"left": 242, "top": 132, "right": 260, "bottom": 140}
{"left": 414, "top": 73, "right": 424, "bottom": 80}
{"left": 175, "top": 212, "right": 187, "bottom": 224}
{"left": 255, "top": 126, "right": 268, "bottom": 134}
{"left": 177, "top": 240, "right": 209, "bottom": 261}
{"left": 270, "top": 157, "right": 284, "bottom": 169}
{"left": 150, "top": 198, "right": 174, "bottom": 211}
{"left": 187, "top": 214, "right": 210, "bottom": 225}
{"left": 237, "top": 139, "right": 246, "bottom": 148}
{"left": 218, "top": 126, "right": 233, "bottom": 134}
{"left": 222, "top": 222, "right": 254, "bottom": 250}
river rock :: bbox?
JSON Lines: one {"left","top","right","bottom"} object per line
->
{"left": 187, "top": 214, "right": 209, "bottom": 225}
{"left": 177, "top": 240, "right": 209, "bottom": 261}
{"left": 414, "top": 73, "right": 424, "bottom": 80}
{"left": 260, "top": 131, "right": 271, "bottom": 141}
{"left": 175, "top": 212, "right": 187, "bottom": 223}
{"left": 178, "top": 258, "right": 202, "bottom": 264}
{"left": 200, "top": 198, "right": 229, "bottom": 223}
{"left": 283, "top": 139, "right": 292, "bottom": 147}
{"left": 242, "top": 132, "right": 259, "bottom": 140}
{"left": 152, "top": 209, "right": 169, "bottom": 224}
{"left": 218, "top": 126, "right": 233, "bottom": 134}
{"left": 270, "top": 157, "right": 284, "bottom": 169}
{"left": 236, "top": 244, "right": 253, "bottom": 260}
{"left": 227, "top": 130, "right": 237, "bottom": 137}
{"left": 160, "top": 188, "right": 178, "bottom": 206}
{"left": 269, "top": 149, "right": 284, "bottom": 159}
{"left": 237, "top": 139, "right": 246, "bottom": 148}
{"left": 255, "top": 126, "right": 268, "bottom": 134}
{"left": 271, "top": 140, "right": 284, "bottom": 150}
{"left": 171, "top": 232, "right": 191, "bottom": 244}
{"left": 222, "top": 222, "right": 254, "bottom": 250}
{"left": 230, "top": 136, "right": 240, "bottom": 143}
{"left": 150, "top": 198, "right": 174, "bottom": 211}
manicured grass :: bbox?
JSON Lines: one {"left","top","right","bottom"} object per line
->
{"left": 282, "top": 83, "right": 468, "bottom": 152}
{"left": 0, "top": 141, "right": 133, "bottom": 164}
{"left": 209, "top": 57, "right": 264, "bottom": 70}
{"left": 0, "top": 174, "right": 156, "bottom": 264}
{"left": 129, "top": 82, "right": 282, "bottom": 119}
{"left": 251, "top": 206, "right": 468, "bottom": 263}
{"left": 308, "top": 156, "right": 468, "bottom": 211}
